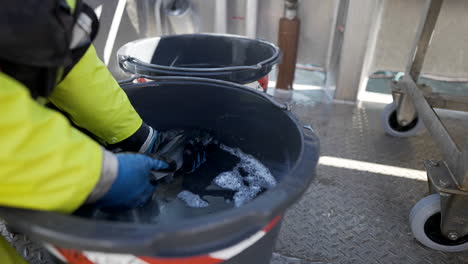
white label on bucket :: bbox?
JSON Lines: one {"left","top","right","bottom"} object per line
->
{"left": 43, "top": 244, "right": 67, "bottom": 262}
{"left": 84, "top": 252, "right": 147, "bottom": 264}
{"left": 209, "top": 230, "right": 266, "bottom": 260}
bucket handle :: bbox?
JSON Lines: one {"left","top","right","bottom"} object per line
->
{"left": 303, "top": 124, "right": 315, "bottom": 133}
{"left": 121, "top": 55, "right": 265, "bottom": 73}
{"left": 117, "top": 74, "right": 146, "bottom": 86}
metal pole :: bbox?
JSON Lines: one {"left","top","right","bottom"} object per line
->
{"left": 396, "top": 0, "right": 443, "bottom": 126}
{"left": 402, "top": 77, "right": 461, "bottom": 182}
{"left": 405, "top": 0, "right": 444, "bottom": 80}
{"left": 400, "top": 0, "right": 457, "bottom": 170}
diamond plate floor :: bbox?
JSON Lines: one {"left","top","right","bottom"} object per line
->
{"left": 272, "top": 89, "right": 468, "bottom": 264}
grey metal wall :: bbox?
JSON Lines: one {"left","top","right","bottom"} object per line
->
{"left": 190, "top": 0, "right": 468, "bottom": 80}
{"left": 189, "top": 0, "right": 216, "bottom": 33}
{"left": 87, "top": 0, "right": 468, "bottom": 100}
{"left": 371, "top": 0, "right": 468, "bottom": 79}
{"left": 87, "top": 0, "right": 338, "bottom": 74}
{"left": 204, "top": 0, "right": 339, "bottom": 68}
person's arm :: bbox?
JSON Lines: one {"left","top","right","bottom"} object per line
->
{"left": 0, "top": 72, "right": 103, "bottom": 213}
{"left": 0, "top": 236, "right": 27, "bottom": 264}
{"left": 0, "top": 72, "right": 168, "bottom": 213}
{"left": 48, "top": 45, "right": 143, "bottom": 146}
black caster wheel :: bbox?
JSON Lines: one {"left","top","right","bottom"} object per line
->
{"left": 382, "top": 103, "right": 424, "bottom": 137}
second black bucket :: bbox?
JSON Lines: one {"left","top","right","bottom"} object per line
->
{"left": 0, "top": 77, "right": 318, "bottom": 264}
{"left": 117, "top": 34, "right": 281, "bottom": 91}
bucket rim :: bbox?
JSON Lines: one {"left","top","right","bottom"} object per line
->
{"left": 117, "top": 33, "right": 281, "bottom": 74}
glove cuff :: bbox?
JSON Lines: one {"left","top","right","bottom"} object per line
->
{"left": 84, "top": 148, "right": 119, "bottom": 204}
{"left": 139, "top": 126, "right": 156, "bottom": 153}
{"left": 108, "top": 122, "right": 153, "bottom": 152}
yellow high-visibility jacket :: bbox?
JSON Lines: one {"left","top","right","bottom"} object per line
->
{"left": 0, "top": 238, "right": 27, "bottom": 264}
{"left": 0, "top": 46, "right": 142, "bottom": 262}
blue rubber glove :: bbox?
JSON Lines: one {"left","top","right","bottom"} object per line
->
{"left": 95, "top": 153, "right": 168, "bottom": 210}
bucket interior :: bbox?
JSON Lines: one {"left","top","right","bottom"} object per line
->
{"left": 120, "top": 35, "right": 277, "bottom": 69}
{"left": 76, "top": 79, "right": 303, "bottom": 224}
{"left": 125, "top": 80, "right": 302, "bottom": 179}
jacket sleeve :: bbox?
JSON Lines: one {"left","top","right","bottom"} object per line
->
{"left": 0, "top": 72, "right": 102, "bottom": 213}
{"left": 49, "top": 45, "right": 143, "bottom": 145}
{"left": 0, "top": 236, "right": 27, "bottom": 264}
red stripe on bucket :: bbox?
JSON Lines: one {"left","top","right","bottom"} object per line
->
{"left": 55, "top": 248, "right": 94, "bottom": 264}
{"left": 263, "top": 215, "right": 282, "bottom": 232}
{"left": 257, "top": 75, "right": 269, "bottom": 91}
{"left": 50, "top": 215, "right": 282, "bottom": 264}
{"left": 139, "top": 255, "right": 222, "bottom": 264}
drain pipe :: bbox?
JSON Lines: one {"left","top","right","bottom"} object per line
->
{"left": 276, "top": 0, "right": 300, "bottom": 90}
{"left": 245, "top": 0, "right": 258, "bottom": 38}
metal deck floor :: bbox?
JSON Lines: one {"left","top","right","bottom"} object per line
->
{"left": 271, "top": 89, "right": 468, "bottom": 264}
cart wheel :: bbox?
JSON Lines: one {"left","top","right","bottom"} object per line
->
{"left": 409, "top": 194, "right": 468, "bottom": 252}
{"left": 382, "top": 103, "right": 424, "bottom": 137}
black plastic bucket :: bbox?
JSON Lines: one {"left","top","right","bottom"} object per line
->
{"left": 117, "top": 34, "right": 281, "bottom": 91}
{"left": 0, "top": 77, "right": 318, "bottom": 264}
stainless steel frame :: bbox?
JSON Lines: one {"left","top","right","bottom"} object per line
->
{"left": 392, "top": 0, "right": 468, "bottom": 240}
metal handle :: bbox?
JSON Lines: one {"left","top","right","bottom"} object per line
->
{"left": 303, "top": 124, "right": 315, "bottom": 133}
{"left": 117, "top": 75, "right": 141, "bottom": 86}
{"left": 121, "top": 56, "right": 263, "bottom": 73}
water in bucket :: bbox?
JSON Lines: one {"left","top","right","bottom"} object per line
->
{"left": 75, "top": 139, "right": 277, "bottom": 224}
